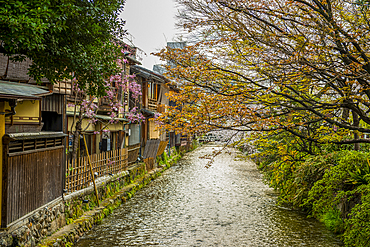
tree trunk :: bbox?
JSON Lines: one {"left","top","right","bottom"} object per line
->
{"left": 342, "top": 108, "right": 349, "bottom": 121}
{"left": 71, "top": 111, "right": 83, "bottom": 161}
{"left": 352, "top": 111, "right": 360, "bottom": 151}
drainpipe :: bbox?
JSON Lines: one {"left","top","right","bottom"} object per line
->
{"left": 139, "top": 122, "right": 142, "bottom": 158}
{"left": 168, "top": 131, "right": 171, "bottom": 157}
{"left": 0, "top": 101, "right": 5, "bottom": 227}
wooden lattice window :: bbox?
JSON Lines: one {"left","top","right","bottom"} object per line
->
{"left": 8, "top": 137, "right": 64, "bottom": 154}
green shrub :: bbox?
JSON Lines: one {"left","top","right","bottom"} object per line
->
{"left": 343, "top": 184, "right": 370, "bottom": 246}
{"left": 322, "top": 208, "right": 344, "bottom": 234}
{"left": 346, "top": 158, "right": 370, "bottom": 186}
{"left": 304, "top": 150, "right": 370, "bottom": 218}
{"left": 291, "top": 153, "right": 339, "bottom": 210}
{"left": 163, "top": 151, "right": 169, "bottom": 163}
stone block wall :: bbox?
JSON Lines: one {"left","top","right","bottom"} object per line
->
{"left": 0, "top": 200, "right": 66, "bottom": 247}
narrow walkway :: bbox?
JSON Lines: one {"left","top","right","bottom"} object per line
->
{"left": 75, "top": 144, "right": 343, "bottom": 246}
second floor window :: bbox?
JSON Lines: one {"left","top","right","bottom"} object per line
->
{"left": 148, "top": 82, "right": 160, "bottom": 100}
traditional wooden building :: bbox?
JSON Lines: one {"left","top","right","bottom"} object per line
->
{"left": 0, "top": 42, "right": 181, "bottom": 228}
{"left": 0, "top": 79, "right": 66, "bottom": 228}
{"left": 62, "top": 43, "right": 145, "bottom": 192}
{"left": 59, "top": 43, "right": 141, "bottom": 160}
{"left": 130, "top": 65, "right": 171, "bottom": 170}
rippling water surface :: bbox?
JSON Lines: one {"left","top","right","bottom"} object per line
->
{"left": 76, "top": 144, "right": 343, "bottom": 246}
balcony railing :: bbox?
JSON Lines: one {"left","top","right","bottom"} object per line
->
{"left": 53, "top": 80, "right": 86, "bottom": 102}
{"left": 53, "top": 81, "right": 72, "bottom": 95}
{"left": 148, "top": 98, "right": 157, "bottom": 112}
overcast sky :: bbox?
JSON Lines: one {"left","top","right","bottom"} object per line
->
{"left": 121, "top": 0, "right": 178, "bottom": 70}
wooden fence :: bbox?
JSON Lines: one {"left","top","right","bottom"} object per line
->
{"left": 65, "top": 148, "right": 128, "bottom": 193}
{"left": 143, "top": 139, "right": 160, "bottom": 159}
{"left": 2, "top": 133, "right": 65, "bottom": 228}
{"left": 157, "top": 140, "right": 169, "bottom": 157}
{"left": 127, "top": 143, "right": 140, "bottom": 166}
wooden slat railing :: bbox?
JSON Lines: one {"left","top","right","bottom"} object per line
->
{"left": 53, "top": 80, "right": 73, "bottom": 95}
{"left": 148, "top": 98, "right": 157, "bottom": 112}
{"left": 128, "top": 144, "right": 140, "bottom": 166}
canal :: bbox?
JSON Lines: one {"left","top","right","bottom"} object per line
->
{"left": 76, "top": 144, "right": 343, "bottom": 246}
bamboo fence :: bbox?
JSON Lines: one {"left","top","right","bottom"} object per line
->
{"left": 65, "top": 148, "right": 128, "bottom": 193}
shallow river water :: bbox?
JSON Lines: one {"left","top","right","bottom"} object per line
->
{"left": 76, "top": 144, "right": 343, "bottom": 246}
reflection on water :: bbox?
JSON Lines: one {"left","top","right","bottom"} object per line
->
{"left": 76, "top": 145, "right": 343, "bottom": 246}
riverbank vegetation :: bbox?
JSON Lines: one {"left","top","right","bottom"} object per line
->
{"left": 252, "top": 131, "right": 370, "bottom": 245}
{"left": 154, "top": 0, "right": 370, "bottom": 245}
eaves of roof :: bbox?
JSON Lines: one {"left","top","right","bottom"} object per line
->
{"left": 0, "top": 80, "right": 51, "bottom": 100}
{"left": 5, "top": 131, "right": 67, "bottom": 141}
{"left": 141, "top": 108, "right": 155, "bottom": 118}
{"left": 131, "top": 65, "right": 169, "bottom": 83}
{"left": 96, "top": 114, "right": 127, "bottom": 122}
{"left": 126, "top": 56, "right": 142, "bottom": 65}
{"left": 66, "top": 111, "right": 128, "bottom": 122}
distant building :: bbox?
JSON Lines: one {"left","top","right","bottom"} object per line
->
{"left": 167, "top": 41, "right": 187, "bottom": 49}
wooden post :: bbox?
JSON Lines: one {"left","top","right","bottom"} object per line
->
{"left": 0, "top": 102, "right": 5, "bottom": 227}
{"left": 83, "top": 134, "right": 100, "bottom": 206}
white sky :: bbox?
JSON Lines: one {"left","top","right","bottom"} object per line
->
{"left": 121, "top": 0, "right": 178, "bottom": 70}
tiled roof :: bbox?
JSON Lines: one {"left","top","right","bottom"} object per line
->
{"left": 131, "top": 65, "right": 169, "bottom": 83}
{"left": 0, "top": 80, "right": 51, "bottom": 99}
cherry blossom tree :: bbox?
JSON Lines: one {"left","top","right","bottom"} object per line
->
{"left": 69, "top": 49, "right": 144, "bottom": 160}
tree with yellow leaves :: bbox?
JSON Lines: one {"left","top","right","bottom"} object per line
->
{"left": 155, "top": 1, "right": 370, "bottom": 244}
{"left": 155, "top": 0, "right": 370, "bottom": 150}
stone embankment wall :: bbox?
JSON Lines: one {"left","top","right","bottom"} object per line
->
{"left": 0, "top": 152, "right": 182, "bottom": 247}
{"left": 0, "top": 199, "right": 66, "bottom": 247}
